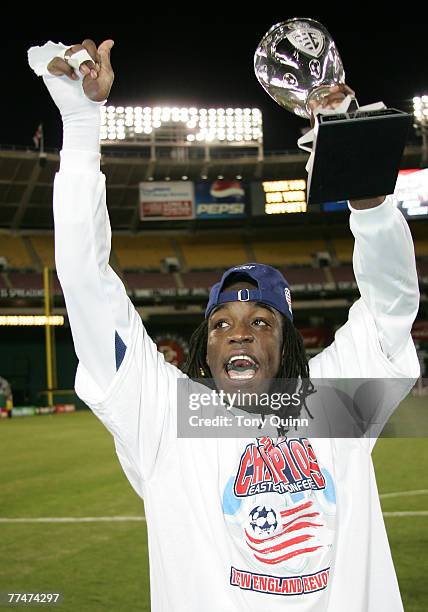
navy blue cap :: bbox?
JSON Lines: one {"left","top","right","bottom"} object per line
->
{"left": 205, "top": 263, "right": 293, "bottom": 321}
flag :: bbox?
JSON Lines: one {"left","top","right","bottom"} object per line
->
{"left": 33, "top": 123, "right": 43, "bottom": 149}
{"left": 245, "top": 500, "right": 324, "bottom": 565}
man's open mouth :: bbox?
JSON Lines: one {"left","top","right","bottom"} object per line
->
{"left": 224, "top": 354, "right": 259, "bottom": 380}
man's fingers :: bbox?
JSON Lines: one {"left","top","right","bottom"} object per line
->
{"left": 79, "top": 62, "right": 90, "bottom": 76}
{"left": 321, "top": 83, "right": 356, "bottom": 109}
{"left": 97, "top": 40, "right": 114, "bottom": 70}
{"left": 46, "top": 39, "right": 113, "bottom": 84}
{"left": 76, "top": 40, "right": 98, "bottom": 78}
{"left": 61, "top": 42, "right": 97, "bottom": 79}
{"left": 47, "top": 57, "right": 78, "bottom": 80}
{"left": 331, "top": 83, "right": 355, "bottom": 97}
{"left": 79, "top": 60, "right": 98, "bottom": 79}
{"left": 322, "top": 94, "right": 346, "bottom": 107}
{"left": 81, "top": 39, "right": 98, "bottom": 61}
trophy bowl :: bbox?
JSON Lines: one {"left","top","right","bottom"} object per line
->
{"left": 254, "top": 18, "right": 412, "bottom": 204}
{"left": 254, "top": 18, "right": 345, "bottom": 119}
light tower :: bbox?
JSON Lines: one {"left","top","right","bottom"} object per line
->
{"left": 413, "top": 95, "right": 428, "bottom": 167}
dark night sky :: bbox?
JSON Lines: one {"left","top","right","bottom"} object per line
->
{"left": 3, "top": 17, "right": 428, "bottom": 151}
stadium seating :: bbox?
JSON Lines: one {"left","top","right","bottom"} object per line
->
{"left": 52, "top": 271, "right": 64, "bottom": 296}
{"left": 417, "top": 260, "right": 428, "bottom": 283}
{"left": 178, "top": 235, "right": 248, "bottom": 270}
{"left": 281, "top": 267, "right": 328, "bottom": 288}
{"left": 124, "top": 272, "right": 177, "bottom": 290}
{"left": 329, "top": 265, "right": 357, "bottom": 289}
{"left": 252, "top": 239, "right": 327, "bottom": 266}
{"left": 1, "top": 231, "right": 427, "bottom": 298}
{"left": 181, "top": 271, "right": 221, "bottom": 289}
{"left": 8, "top": 272, "right": 43, "bottom": 290}
{"left": 0, "top": 234, "right": 33, "bottom": 268}
{"left": 29, "top": 235, "right": 55, "bottom": 268}
{"left": 414, "top": 240, "right": 428, "bottom": 258}
{"left": 113, "top": 234, "right": 175, "bottom": 270}
{"left": 331, "top": 239, "right": 353, "bottom": 263}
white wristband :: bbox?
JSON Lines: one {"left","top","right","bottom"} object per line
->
{"left": 29, "top": 41, "right": 103, "bottom": 156}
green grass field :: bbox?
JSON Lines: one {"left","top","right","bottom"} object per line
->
{"left": 0, "top": 404, "right": 427, "bottom": 611}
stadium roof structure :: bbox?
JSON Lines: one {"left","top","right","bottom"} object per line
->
{"left": 0, "top": 143, "right": 425, "bottom": 231}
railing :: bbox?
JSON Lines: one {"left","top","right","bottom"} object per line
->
{"left": 0, "top": 144, "right": 59, "bottom": 154}
{"left": 0, "top": 142, "right": 423, "bottom": 160}
{"left": 101, "top": 142, "right": 428, "bottom": 163}
{"left": 0, "top": 142, "right": 305, "bottom": 159}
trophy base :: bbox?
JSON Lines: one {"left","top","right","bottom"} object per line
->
{"left": 307, "top": 108, "right": 412, "bottom": 205}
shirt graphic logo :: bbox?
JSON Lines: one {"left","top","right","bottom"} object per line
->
{"left": 245, "top": 500, "right": 323, "bottom": 566}
{"left": 234, "top": 437, "right": 326, "bottom": 497}
{"left": 223, "top": 437, "right": 336, "bottom": 598}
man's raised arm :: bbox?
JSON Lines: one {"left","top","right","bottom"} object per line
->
{"left": 28, "top": 39, "right": 133, "bottom": 393}
{"left": 349, "top": 194, "right": 420, "bottom": 365}
{"left": 307, "top": 86, "right": 420, "bottom": 382}
{"left": 29, "top": 41, "right": 185, "bottom": 487}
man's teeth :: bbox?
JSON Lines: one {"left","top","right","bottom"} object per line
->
{"left": 226, "top": 355, "right": 257, "bottom": 379}
{"left": 228, "top": 355, "right": 256, "bottom": 365}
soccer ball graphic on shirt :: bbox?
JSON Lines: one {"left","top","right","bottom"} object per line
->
{"left": 249, "top": 505, "right": 278, "bottom": 536}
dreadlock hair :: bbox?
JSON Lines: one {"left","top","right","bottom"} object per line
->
{"left": 182, "top": 314, "right": 315, "bottom": 437}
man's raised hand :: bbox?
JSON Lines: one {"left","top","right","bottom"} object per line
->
{"left": 308, "top": 83, "right": 355, "bottom": 128}
{"left": 47, "top": 39, "right": 115, "bottom": 102}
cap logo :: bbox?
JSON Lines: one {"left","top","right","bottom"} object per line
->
{"left": 233, "top": 265, "right": 256, "bottom": 271}
{"left": 284, "top": 287, "right": 292, "bottom": 313}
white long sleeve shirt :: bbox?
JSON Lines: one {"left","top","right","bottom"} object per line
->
{"left": 53, "top": 152, "right": 420, "bottom": 612}
{"left": 30, "top": 39, "right": 420, "bottom": 611}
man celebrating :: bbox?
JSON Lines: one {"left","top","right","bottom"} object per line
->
{"left": 28, "top": 38, "right": 419, "bottom": 611}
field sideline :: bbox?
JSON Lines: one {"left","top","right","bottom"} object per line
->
{"left": 0, "top": 407, "right": 427, "bottom": 611}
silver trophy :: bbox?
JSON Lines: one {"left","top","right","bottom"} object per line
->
{"left": 255, "top": 18, "right": 412, "bottom": 205}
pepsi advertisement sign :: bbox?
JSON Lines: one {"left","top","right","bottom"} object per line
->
{"left": 195, "top": 180, "right": 246, "bottom": 218}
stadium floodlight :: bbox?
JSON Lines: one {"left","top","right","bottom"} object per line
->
{"left": 413, "top": 95, "right": 428, "bottom": 166}
{"left": 99, "top": 105, "right": 263, "bottom": 146}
